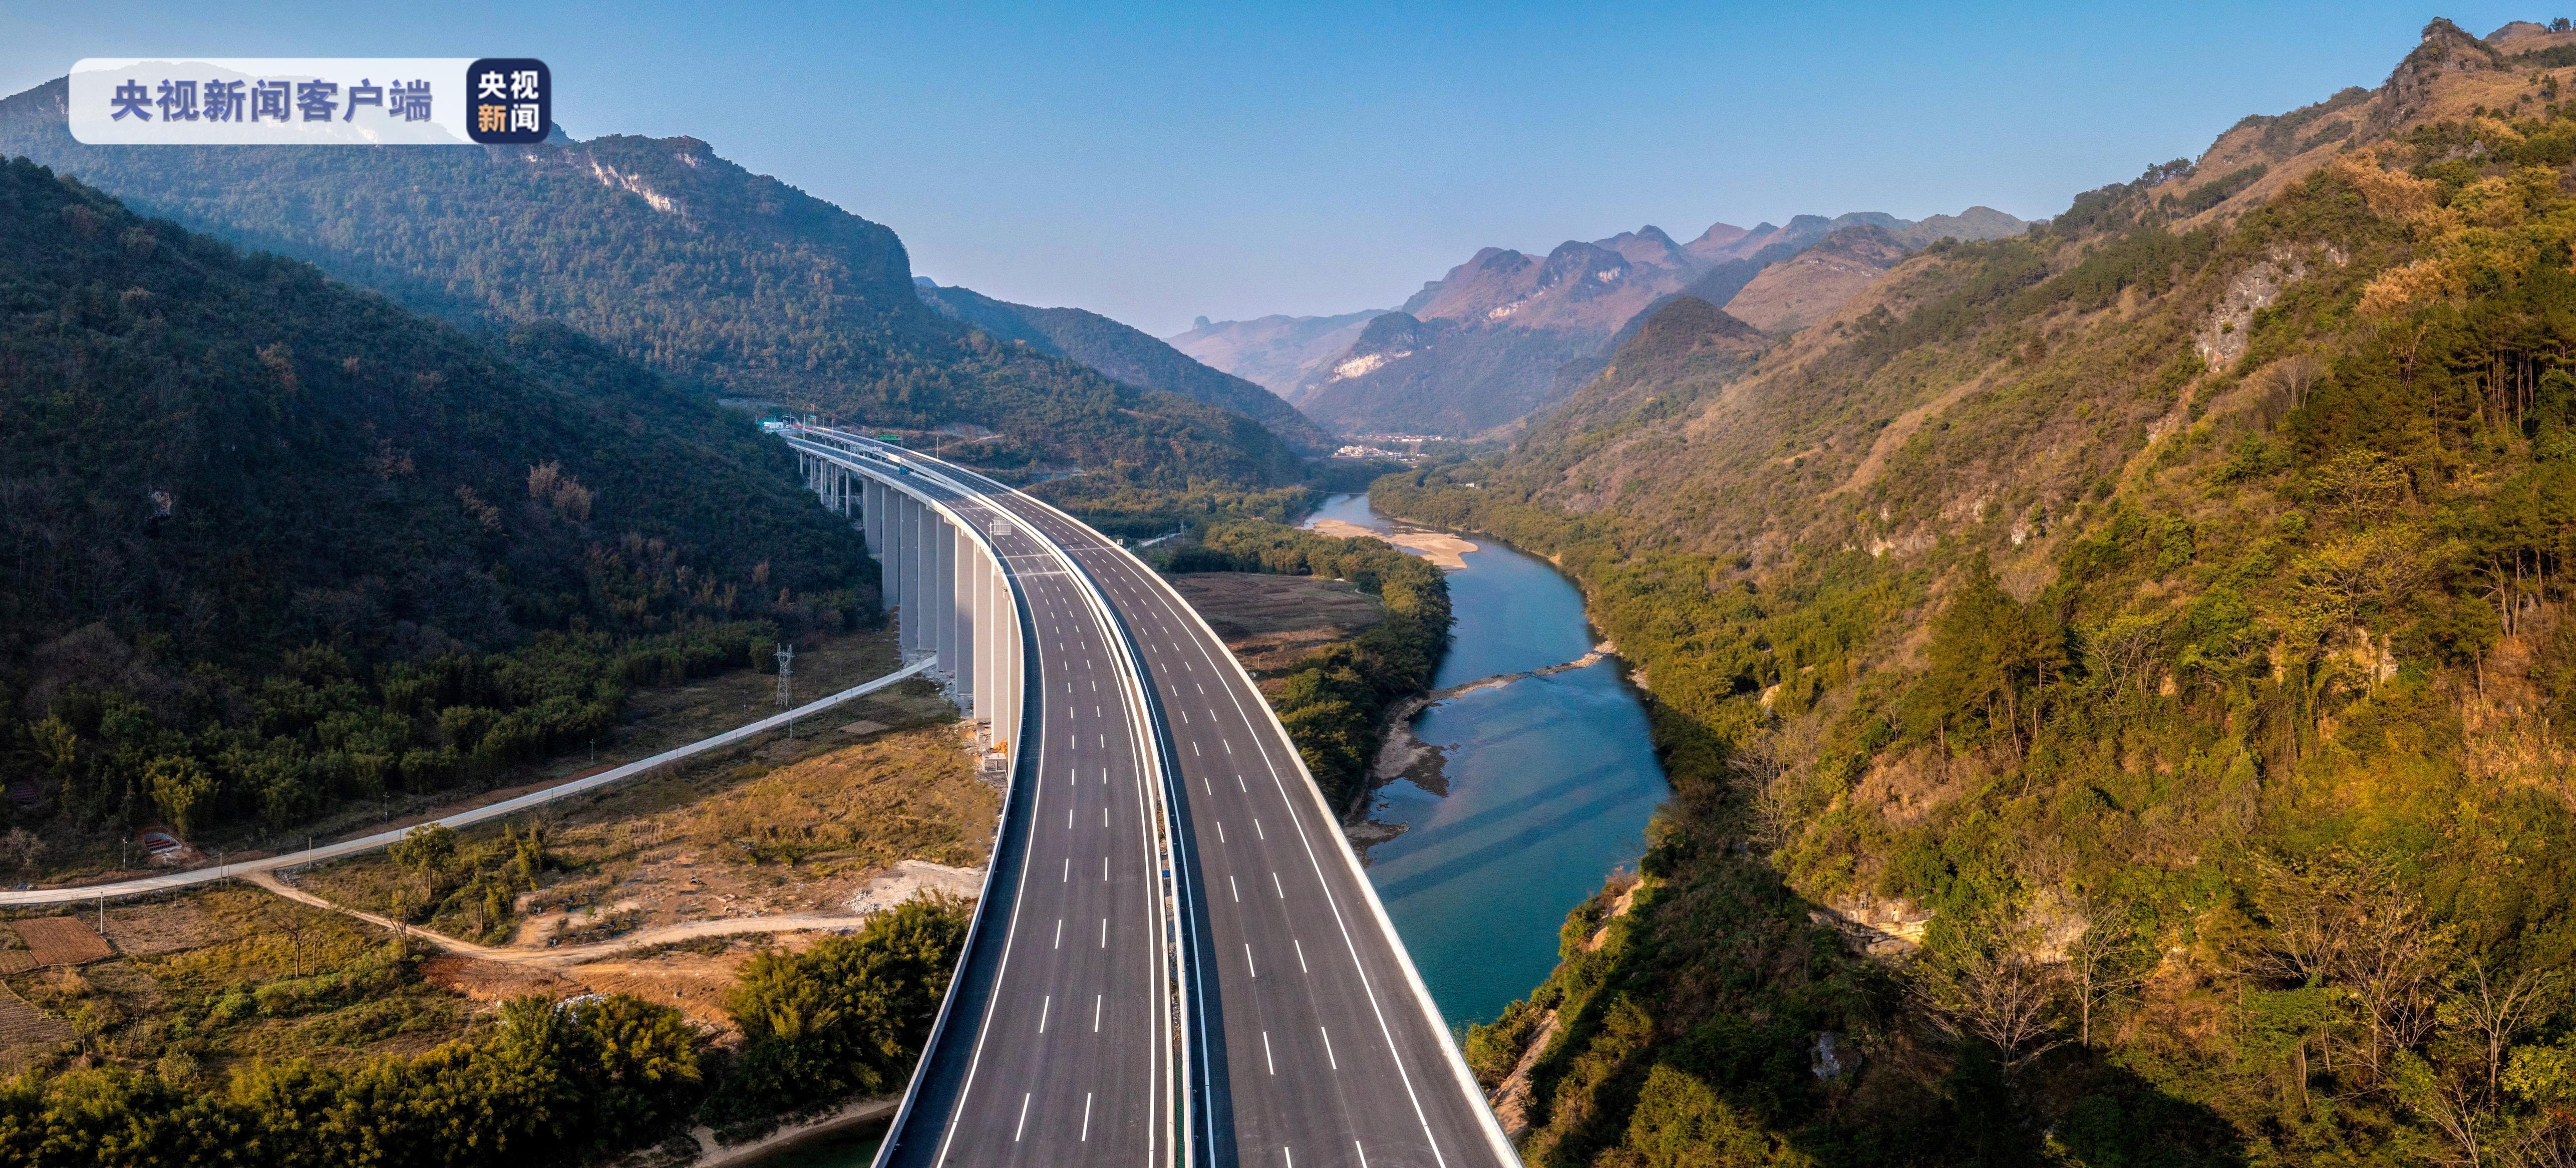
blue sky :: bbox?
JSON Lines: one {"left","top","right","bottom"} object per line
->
{"left": 0, "top": 3, "right": 2545, "bottom": 334}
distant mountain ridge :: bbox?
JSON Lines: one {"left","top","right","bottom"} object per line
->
{"left": 1371, "top": 20, "right": 2576, "bottom": 1165}
{"left": 910, "top": 278, "right": 1333, "bottom": 451}
{"left": 1166, "top": 310, "right": 1393, "bottom": 416}
{"left": 0, "top": 77, "right": 1300, "bottom": 487}
{"left": 1178, "top": 206, "right": 2028, "bottom": 437}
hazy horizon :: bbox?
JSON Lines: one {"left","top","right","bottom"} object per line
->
{"left": 2, "top": 2, "right": 2544, "bottom": 335}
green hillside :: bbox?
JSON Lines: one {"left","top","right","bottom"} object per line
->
{"left": 913, "top": 278, "right": 1337, "bottom": 451}
{"left": 1376, "top": 20, "right": 2576, "bottom": 1166}
{"left": 0, "top": 79, "right": 1300, "bottom": 489}
{"left": 0, "top": 157, "right": 865, "bottom": 844}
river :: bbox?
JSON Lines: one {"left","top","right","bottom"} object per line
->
{"left": 751, "top": 493, "right": 1666, "bottom": 1165}
{"left": 1305, "top": 493, "right": 1670, "bottom": 1029}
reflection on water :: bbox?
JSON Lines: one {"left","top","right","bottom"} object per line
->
{"left": 1308, "top": 494, "right": 1669, "bottom": 1028}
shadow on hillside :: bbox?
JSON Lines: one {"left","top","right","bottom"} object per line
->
{"left": 1508, "top": 698, "right": 2250, "bottom": 1168}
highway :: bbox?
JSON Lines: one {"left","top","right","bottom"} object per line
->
{"left": 786, "top": 442, "right": 1177, "bottom": 1168}
{"left": 797, "top": 428, "right": 1516, "bottom": 1168}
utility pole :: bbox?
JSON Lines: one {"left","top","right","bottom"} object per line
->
{"left": 775, "top": 644, "right": 796, "bottom": 740}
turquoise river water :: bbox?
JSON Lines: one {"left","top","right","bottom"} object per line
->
{"left": 1306, "top": 492, "right": 1669, "bottom": 1030}
{"left": 757, "top": 492, "right": 1667, "bottom": 1163}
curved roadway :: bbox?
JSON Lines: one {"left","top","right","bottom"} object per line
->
{"left": 800, "top": 429, "right": 1515, "bottom": 1168}
{"left": 790, "top": 442, "right": 1178, "bottom": 1168}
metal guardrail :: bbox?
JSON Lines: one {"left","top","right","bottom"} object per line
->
{"left": 791, "top": 429, "right": 1190, "bottom": 1168}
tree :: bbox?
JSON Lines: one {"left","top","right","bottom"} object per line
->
{"left": 715, "top": 895, "right": 968, "bottom": 1118}
{"left": 565, "top": 995, "right": 703, "bottom": 1146}
{"left": 2241, "top": 851, "right": 2455, "bottom": 1088}
{"left": 1919, "top": 555, "right": 2069, "bottom": 762}
{"left": 2442, "top": 959, "right": 2557, "bottom": 1112}
{"left": 389, "top": 824, "right": 458, "bottom": 874}
{"left": 144, "top": 755, "right": 214, "bottom": 837}
{"left": 2064, "top": 912, "right": 2152, "bottom": 1048}
{"left": 2276, "top": 351, "right": 2327, "bottom": 412}
{"left": 1912, "top": 916, "right": 2067, "bottom": 1075}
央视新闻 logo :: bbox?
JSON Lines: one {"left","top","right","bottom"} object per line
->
{"left": 465, "top": 59, "right": 548, "bottom": 144}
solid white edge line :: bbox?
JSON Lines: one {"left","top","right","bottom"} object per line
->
{"left": 913, "top": 511, "right": 1042, "bottom": 1168}
{"left": 1165, "top": 558, "right": 1518, "bottom": 1164}
{"left": 1112, "top": 540, "right": 1519, "bottom": 1166}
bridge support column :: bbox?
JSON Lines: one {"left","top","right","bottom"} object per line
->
{"left": 864, "top": 477, "right": 885, "bottom": 566}
{"left": 890, "top": 493, "right": 914, "bottom": 655}
{"left": 933, "top": 517, "right": 957, "bottom": 691}
{"left": 972, "top": 541, "right": 996, "bottom": 731}
{"left": 1000, "top": 542, "right": 1018, "bottom": 751}
{"left": 912, "top": 499, "right": 934, "bottom": 661}
{"left": 950, "top": 523, "right": 977, "bottom": 713}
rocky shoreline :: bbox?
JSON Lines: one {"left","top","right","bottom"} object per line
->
{"left": 1342, "top": 642, "right": 1618, "bottom": 849}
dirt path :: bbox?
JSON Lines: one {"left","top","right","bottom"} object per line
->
{"left": 0, "top": 658, "right": 936, "bottom": 908}
{"left": 1827, "top": 362, "right": 1998, "bottom": 498}
{"left": 250, "top": 870, "right": 878, "bottom": 968}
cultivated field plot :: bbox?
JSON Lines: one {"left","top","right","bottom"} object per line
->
{"left": 100, "top": 899, "right": 229, "bottom": 957}
{"left": 10, "top": 917, "right": 112, "bottom": 968}
{"left": 0, "top": 984, "right": 69, "bottom": 1049}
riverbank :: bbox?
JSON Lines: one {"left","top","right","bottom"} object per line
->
{"left": 1307, "top": 517, "right": 1477, "bottom": 569}
{"left": 1303, "top": 493, "right": 1667, "bottom": 1029}
{"left": 1361, "top": 640, "right": 1618, "bottom": 807}
{"left": 1173, "top": 517, "right": 1453, "bottom": 811}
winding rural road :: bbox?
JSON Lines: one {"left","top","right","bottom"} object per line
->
{"left": 0, "top": 658, "right": 938, "bottom": 908}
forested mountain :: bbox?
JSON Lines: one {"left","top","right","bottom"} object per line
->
{"left": 1377, "top": 17, "right": 2576, "bottom": 1166}
{"left": 0, "top": 79, "right": 1301, "bottom": 488}
{"left": 911, "top": 277, "right": 1336, "bottom": 451}
{"left": 0, "top": 157, "right": 862, "bottom": 841}
{"left": 1242, "top": 208, "right": 2026, "bottom": 439}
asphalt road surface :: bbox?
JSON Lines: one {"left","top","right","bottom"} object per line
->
{"left": 810, "top": 431, "right": 1514, "bottom": 1168}
{"left": 829, "top": 456, "right": 1175, "bottom": 1168}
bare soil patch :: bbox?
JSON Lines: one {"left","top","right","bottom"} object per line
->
{"left": 301, "top": 718, "right": 996, "bottom": 970}
{"left": 566, "top": 948, "right": 763, "bottom": 1032}
{"left": 100, "top": 900, "right": 228, "bottom": 957}
{"left": 417, "top": 954, "right": 579, "bottom": 1005}
{"left": 12, "top": 917, "right": 112, "bottom": 968}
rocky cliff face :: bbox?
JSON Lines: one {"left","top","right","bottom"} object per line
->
{"left": 1164, "top": 309, "right": 1390, "bottom": 407}
{"left": 1291, "top": 208, "right": 2026, "bottom": 437}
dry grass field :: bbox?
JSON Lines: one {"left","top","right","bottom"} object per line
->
{"left": 1166, "top": 572, "right": 1384, "bottom": 678}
